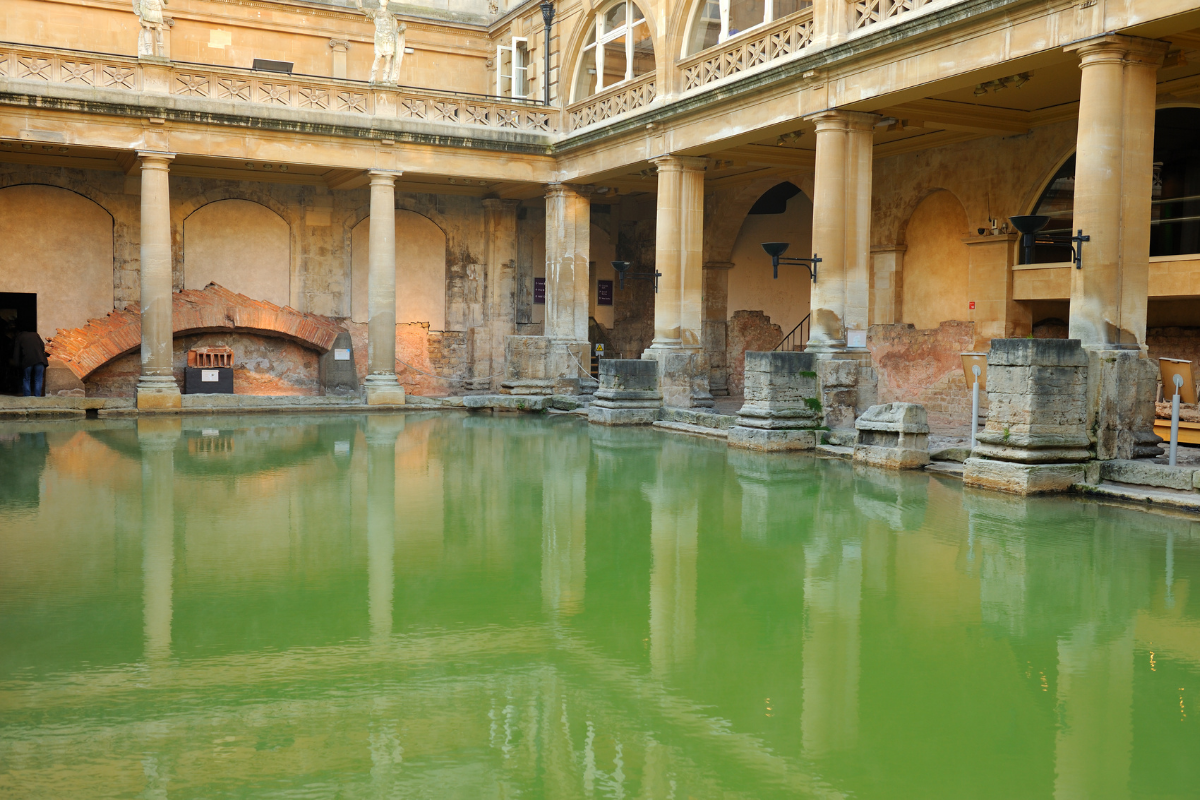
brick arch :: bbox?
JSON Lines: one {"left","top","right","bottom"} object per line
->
{"left": 47, "top": 283, "right": 345, "bottom": 380}
{"left": 703, "top": 172, "right": 814, "bottom": 265}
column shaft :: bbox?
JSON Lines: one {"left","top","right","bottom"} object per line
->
{"left": 1067, "top": 36, "right": 1166, "bottom": 348}
{"left": 136, "top": 152, "right": 180, "bottom": 410}
{"left": 543, "top": 183, "right": 592, "bottom": 388}
{"left": 806, "top": 111, "right": 877, "bottom": 352}
{"left": 648, "top": 156, "right": 708, "bottom": 353}
{"left": 365, "top": 170, "right": 406, "bottom": 405}
{"left": 484, "top": 198, "right": 521, "bottom": 390}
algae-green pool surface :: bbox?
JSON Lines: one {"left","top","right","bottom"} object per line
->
{"left": 1, "top": 413, "right": 1198, "bottom": 799}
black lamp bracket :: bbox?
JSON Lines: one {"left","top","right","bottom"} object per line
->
{"left": 1036, "top": 229, "right": 1090, "bottom": 270}
{"left": 771, "top": 253, "right": 820, "bottom": 282}
{"left": 611, "top": 261, "right": 662, "bottom": 292}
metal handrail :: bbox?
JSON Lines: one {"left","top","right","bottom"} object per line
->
{"left": 773, "top": 313, "right": 810, "bottom": 352}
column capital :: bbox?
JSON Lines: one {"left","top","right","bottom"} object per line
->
{"left": 367, "top": 169, "right": 402, "bottom": 185}
{"left": 136, "top": 151, "right": 175, "bottom": 168}
{"left": 329, "top": 38, "right": 350, "bottom": 51}
{"left": 650, "top": 154, "right": 708, "bottom": 172}
{"left": 1066, "top": 34, "right": 1168, "bottom": 67}
{"left": 545, "top": 182, "right": 594, "bottom": 198}
{"left": 804, "top": 109, "right": 880, "bottom": 133}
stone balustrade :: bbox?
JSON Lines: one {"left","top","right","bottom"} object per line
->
{"left": 567, "top": 72, "right": 657, "bottom": 132}
{"left": 0, "top": 42, "right": 559, "bottom": 134}
{"left": 679, "top": 10, "right": 814, "bottom": 94}
{"left": 852, "top": 0, "right": 937, "bottom": 30}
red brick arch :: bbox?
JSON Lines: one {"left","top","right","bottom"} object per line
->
{"left": 47, "top": 283, "right": 345, "bottom": 380}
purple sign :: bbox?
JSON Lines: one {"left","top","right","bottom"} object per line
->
{"left": 597, "top": 279, "right": 613, "bottom": 306}
{"left": 533, "top": 277, "right": 546, "bottom": 305}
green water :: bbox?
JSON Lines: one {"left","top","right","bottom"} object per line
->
{"left": 0, "top": 413, "right": 1197, "bottom": 799}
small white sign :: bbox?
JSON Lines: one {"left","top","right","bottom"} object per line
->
{"left": 334, "top": 348, "right": 351, "bottom": 361}
{"left": 847, "top": 330, "right": 867, "bottom": 349}
{"left": 202, "top": 428, "right": 219, "bottom": 437}
{"left": 334, "top": 440, "right": 351, "bottom": 456}
{"left": 201, "top": 369, "right": 219, "bottom": 382}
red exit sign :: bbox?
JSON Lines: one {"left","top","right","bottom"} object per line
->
{"left": 969, "top": 301, "right": 976, "bottom": 310}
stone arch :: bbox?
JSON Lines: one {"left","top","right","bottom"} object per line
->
{"left": 900, "top": 189, "right": 970, "bottom": 330}
{"left": 181, "top": 199, "right": 292, "bottom": 308}
{"left": 47, "top": 283, "right": 344, "bottom": 380}
{"left": 349, "top": 208, "right": 449, "bottom": 330}
{"left": 703, "top": 171, "right": 815, "bottom": 265}
{"left": 173, "top": 188, "right": 299, "bottom": 303}
{"left": 0, "top": 184, "right": 116, "bottom": 340}
{"left": 562, "top": 0, "right": 662, "bottom": 105}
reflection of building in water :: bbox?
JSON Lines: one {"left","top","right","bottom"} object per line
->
{"left": 541, "top": 435, "right": 588, "bottom": 617}
{"left": 965, "top": 491, "right": 1031, "bottom": 637}
{"left": 0, "top": 430, "right": 48, "bottom": 509}
{"left": 731, "top": 449, "right": 817, "bottom": 542}
{"left": 139, "top": 418, "right": 180, "bottom": 665}
{"left": 1054, "top": 622, "right": 1135, "bottom": 800}
{"left": 648, "top": 442, "right": 699, "bottom": 679}
{"left": 366, "top": 416, "right": 404, "bottom": 644}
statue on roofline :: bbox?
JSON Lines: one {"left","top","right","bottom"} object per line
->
{"left": 355, "top": 0, "right": 407, "bottom": 85}
{"left": 133, "top": 0, "right": 169, "bottom": 59}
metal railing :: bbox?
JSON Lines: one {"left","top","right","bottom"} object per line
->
{"left": 773, "top": 313, "right": 810, "bottom": 352}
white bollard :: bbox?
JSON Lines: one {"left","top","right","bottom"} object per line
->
{"left": 970, "top": 365, "right": 981, "bottom": 452}
{"left": 1170, "top": 373, "right": 1183, "bottom": 467}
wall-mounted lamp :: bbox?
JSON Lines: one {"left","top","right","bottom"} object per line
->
{"left": 761, "top": 242, "right": 820, "bottom": 281}
{"left": 1008, "top": 215, "right": 1089, "bottom": 270}
{"left": 611, "top": 261, "right": 661, "bottom": 292}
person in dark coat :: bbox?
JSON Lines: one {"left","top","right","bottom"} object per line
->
{"left": 12, "top": 329, "right": 48, "bottom": 397}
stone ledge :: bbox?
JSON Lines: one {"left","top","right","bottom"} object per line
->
{"left": 963, "top": 458, "right": 1085, "bottom": 495}
{"left": 652, "top": 421, "right": 729, "bottom": 440}
{"left": 1076, "top": 481, "right": 1200, "bottom": 513}
{"left": 659, "top": 407, "right": 736, "bottom": 429}
{"left": 462, "top": 395, "right": 547, "bottom": 412}
{"left": 1099, "top": 459, "right": 1197, "bottom": 492}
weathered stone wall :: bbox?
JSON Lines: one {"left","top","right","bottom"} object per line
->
{"left": 86, "top": 332, "right": 320, "bottom": 397}
{"left": 610, "top": 195, "right": 657, "bottom": 359}
{"left": 868, "top": 321, "right": 985, "bottom": 432}
{"left": 725, "top": 310, "right": 782, "bottom": 396}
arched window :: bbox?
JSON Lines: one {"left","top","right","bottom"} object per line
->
{"left": 1025, "top": 107, "right": 1200, "bottom": 263}
{"left": 571, "top": 1, "right": 655, "bottom": 102}
{"left": 684, "top": 0, "right": 811, "bottom": 56}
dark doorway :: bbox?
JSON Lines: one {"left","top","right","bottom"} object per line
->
{"left": 0, "top": 292, "right": 38, "bottom": 395}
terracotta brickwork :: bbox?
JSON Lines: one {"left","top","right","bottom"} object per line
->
{"left": 725, "top": 310, "right": 783, "bottom": 397}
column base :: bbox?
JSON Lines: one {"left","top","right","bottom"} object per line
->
{"left": 963, "top": 458, "right": 1085, "bottom": 495}
{"left": 136, "top": 376, "right": 181, "bottom": 411}
{"left": 728, "top": 426, "right": 818, "bottom": 451}
{"left": 364, "top": 374, "right": 406, "bottom": 406}
{"left": 642, "top": 350, "right": 713, "bottom": 408}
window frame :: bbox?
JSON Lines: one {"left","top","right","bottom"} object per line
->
{"left": 495, "top": 37, "right": 530, "bottom": 98}
{"left": 682, "top": 0, "right": 806, "bottom": 58}
{"left": 571, "top": 1, "right": 652, "bottom": 103}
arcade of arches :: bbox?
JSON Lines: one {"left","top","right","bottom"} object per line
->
{"left": 2, "top": 0, "right": 1199, "bottom": 440}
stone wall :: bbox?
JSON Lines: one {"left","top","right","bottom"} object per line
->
{"left": 868, "top": 320, "right": 984, "bottom": 432}
{"left": 725, "top": 310, "right": 783, "bottom": 396}
{"left": 609, "top": 196, "right": 657, "bottom": 359}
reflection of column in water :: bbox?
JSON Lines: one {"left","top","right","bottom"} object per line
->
{"left": 649, "top": 490, "right": 698, "bottom": 679}
{"left": 1166, "top": 530, "right": 1175, "bottom": 610}
{"left": 965, "top": 490, "right": 1030, "bottom": 637}
{"left": 1053, "top": 622, "right": 1134, "bottom": 800}
{"left": 366, "top": 418, "right": 403, "bottom": 644}
{"left": 801, "top": 535, "right": 862, "bottom": 757}
{"left": 541, "top": 439, "right": 587, "bottom": 617}
{"left": 139, "top": 419, "right": 180, "bottom": 665}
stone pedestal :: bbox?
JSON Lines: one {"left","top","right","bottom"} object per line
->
{"left": 318, "top": 331, "right": 358, "bottom": 396}
{"left": 1088, "top": 348, "right": 1162, "bottom": 460}
{"left": 853, "top": 402, "right": 930, "bottom": 469}
{"left": 645, "top": 351, "right": 713, "bottom": 409}
{"left": 814, "top": 353, "right": 877, "bottom": 436}
{"left": 964, "top": 339, "right": 1091, "bottom": 494}
{"left": 501, "top": 334, "right": 554, "bottom": 395}
{"left": 588, "top": 359, "right": 662, "bottom": 426}
{"left": 728, "top": 351, "right": 822, "bottom": 451}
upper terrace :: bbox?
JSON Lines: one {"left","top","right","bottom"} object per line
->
{"left": 2, "top": 0, "right": 1199, "bottom": 193}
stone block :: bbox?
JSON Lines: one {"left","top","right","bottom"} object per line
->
{"left": 318, "top": 331, "right": 358, "bottom": 396}
{"left": 588, "top": 405, "right": 660, "bottom": 426}
{"left": 853, "top": 402, "right": 930, "bottom": 469}
{"left": 549, "top": 394, "right": 585, "bottom": 411}
{"left": 501, "top": 335, "right": 553, "bottom": 395}
{"left": 137, "top": 386, "right": 182, "bottom": 410}
{"left": 963, "top": 458, "right": 1086, "bottom": 494}
{"left": 818, "top": 358, "right": 859, "bottom": 387}
{"left": 1100, "top": 459, "right": 1196, "bottom": 491}
{"left": 44, "top": 358, "right": 85, "bottom": 397}
{"left": 1089, "top": 349, "right": 1162, "bottom": 460}
{"left": 727, "top": 426, "right": 818, "bottom": 451}
{"left": 973, "top": 338, "right": 1091, "bottom": 467}
{"left": 365, "top": 382, "right": 405, "bottom": 405}
{"left": 931, "top": 446, "right": 970, "bottom": 463}
{"left": 463, "top": 394, "right": 547, "bottom": 412}
{"left": 648, "top": 352, "right": 713, "bottom": 408}
{"left": 599, "top": 358, "right": 659, "bottom": 393}
{"left": 589, "top": 359, "right": 662, "bottom": 425}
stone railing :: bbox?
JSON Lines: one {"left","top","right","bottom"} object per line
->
{"left": 679, "top": 9, "right": 814, "bottom": 92}
{"left": 566, "top": 72, "right": 656, "bottom": 132}
{"left": 0, "top": 42, "right": 559, "bottom": 134}
{"left": 852, "top": 0, "right": 934, "bottom": 30}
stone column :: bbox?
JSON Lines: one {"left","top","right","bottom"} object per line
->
{"left": 364, "top": 170, "right": 406, "bottom": 405}
{"left": 702, "top": 262, "right": 732, "bottom": 396}
{"left": 329, "top": 39, "right": 349, "bottom": 79}
{"left": 646, "top": 155, "right": 712, "bottom": 407}
{"left": 136, "top": 152, "right": 180, "bottom": 410}
{"left": 1065, "top": 35, "right": 1167, "bottom": 460}
{"left": 806, "top": 111, "right": 877, "bottom": 353}
{"left": 484, "top": 198, "right": 521, "bottom": 391}
{"left": 544, "top": 183, "right": 593, "bottom": 393}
